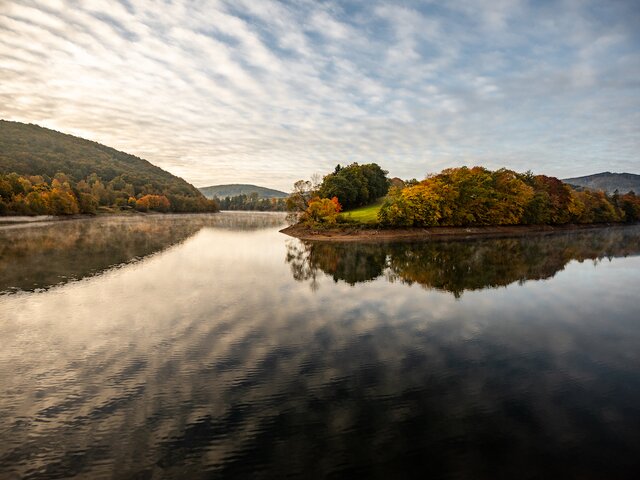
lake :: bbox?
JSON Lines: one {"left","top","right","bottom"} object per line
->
{"left": 1, "top": 212, "right": 639, "bottom": 479}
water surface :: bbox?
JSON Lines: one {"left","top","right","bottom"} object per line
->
{"left": 1, "top": 213, "right": 639, "bottom": 479}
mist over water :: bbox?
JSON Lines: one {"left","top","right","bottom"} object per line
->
{"left": 1, "top": 213, "right": 639, "bottom": 479}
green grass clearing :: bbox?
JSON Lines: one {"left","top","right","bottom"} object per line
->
{"left": 339, "top": 198, "right": 385, "bottom": 224}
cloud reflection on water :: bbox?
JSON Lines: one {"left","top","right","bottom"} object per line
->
{"left": 0, "top": 216, "right": 639, "bottom": 478}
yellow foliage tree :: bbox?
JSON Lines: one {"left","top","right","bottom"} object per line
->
{"left": 303, "top": 196, "right": 342, "bottom": 226}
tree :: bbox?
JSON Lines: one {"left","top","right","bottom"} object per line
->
{"left": 572, "top": 190, "right": 622, "bottom": 223}
{"left": 48, "top": 187, "right": 79, "bottom": 215}
{"left": 317, "top": 163, "right": 389, "bottom": 210}
{"left": 25, "top": 191, "right": 50, "bottom": 214}
{"left": 78, "top": 192, "right": 98, "bottom": 214}
{"left": 136, "top": 194, "right": 170, "bottom": 212}
{"left": 286, "top": 180, "right": 315, "bottom": 212}
{"left": 303, "top": 197, "right": 342, "bottom": 226}
{"left": 619, "top": 192, "right": 640, "bottom": 222}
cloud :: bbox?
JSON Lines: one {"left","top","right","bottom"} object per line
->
{"left": 0, "top": 0, "right": 639, "bottom": 190}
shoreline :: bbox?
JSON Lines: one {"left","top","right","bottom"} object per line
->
{"left": 279, "top": 222, "right": 638, "bottom": 243}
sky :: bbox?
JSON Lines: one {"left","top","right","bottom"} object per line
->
{"left": 1, "top": 0, "right": 639, "bottom": 191}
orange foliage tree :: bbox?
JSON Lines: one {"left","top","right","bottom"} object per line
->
{"left": 135, "top": 194, "right": 171, "bottom": 212}
{"left": 303, "top": 196, "right": 342, "bottom": 226}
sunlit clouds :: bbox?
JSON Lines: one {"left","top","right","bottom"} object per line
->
{"left": 1, "top": 0, "right": 639, "bottom": 189}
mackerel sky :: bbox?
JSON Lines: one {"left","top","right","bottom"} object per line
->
{"left": 1, "top": 0, "right": 639, "bottom": 190}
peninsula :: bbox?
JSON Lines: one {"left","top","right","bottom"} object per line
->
{"left": 282, "top": 164, "right": 640, "bottom": 242}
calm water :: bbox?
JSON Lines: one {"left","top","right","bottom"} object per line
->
{"left": 1, "top": 213, "right": 640, "bottom": 479}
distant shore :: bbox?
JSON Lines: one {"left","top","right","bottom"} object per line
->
{"left": 280, "top": 222, "right": 636, "bottom": 243}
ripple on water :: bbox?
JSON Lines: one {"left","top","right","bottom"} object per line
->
{"left": 0, "top": 217, "right": 639, "bottom": 478}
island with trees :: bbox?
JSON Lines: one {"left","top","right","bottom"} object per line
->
{"left": 282, "top": 163, "right": 640, "bottom": 241}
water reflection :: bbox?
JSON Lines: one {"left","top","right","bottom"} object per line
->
{"left": 0, "top": 216, "right": 639, "bottom": 479}
{"left": 286, "top": 226, "right": 640, "bottom": 296}
{"left": 0, "top": 212, "right": 286, "bottom": 293}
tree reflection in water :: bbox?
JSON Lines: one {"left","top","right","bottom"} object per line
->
{"left": 0, "top": 212, "right": 287, "bottom": 294}
{"left": 286, "top": 226, "right": 640, "bottom": 297}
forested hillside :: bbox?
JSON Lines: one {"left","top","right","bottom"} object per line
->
{"left": 199, "top": 184, "right": 288, "bottom": 199}
{"left": 0, "top": 120, "right": 217, "bottom": 214}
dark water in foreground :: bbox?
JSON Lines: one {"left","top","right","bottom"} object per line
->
{"left": 1, "top": 213, "right": 640, "bottom": 479}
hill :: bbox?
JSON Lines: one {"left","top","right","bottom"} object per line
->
{"left": 0, "top": 120, "right": 217, "bottom": 214}
{"left": 562, "top": 172, "right": 640, "bottom": 194}
{"left": 0, "top": 120, "right": 202, "bottom": 197}
{"left": 199, "top": 184, "right": 288, "bottom": 199}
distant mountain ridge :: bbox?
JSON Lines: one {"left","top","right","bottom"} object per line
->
{"left": 562, "top": 172, "right": 640, "bottom": 194}
{"left": 199, "top": 184, "right": 288, "bottom": 199}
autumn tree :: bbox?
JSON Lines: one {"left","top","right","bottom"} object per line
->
{"left": 303, "top": 197, "right": 342, "bottom": 226}
{"left": 135, "top": 194, "right": 171, "bottom": 212}
{"left": 378, "top": 166, "right": 635, "bottom": 227}
{"left": 619, "top": 192, "right": 640, "bottom": 222}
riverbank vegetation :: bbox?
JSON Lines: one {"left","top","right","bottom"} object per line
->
{"left": 0, "top": 172, "right": 217, "bottom": 215}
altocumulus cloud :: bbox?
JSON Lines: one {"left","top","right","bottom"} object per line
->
{"left": 0, "top": 0, "right": 639, "bottom": 190}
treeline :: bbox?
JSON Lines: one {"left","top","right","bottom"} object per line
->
{"left": 216, "top": 193, "right": 287, "bottom": 211}
{"left": 379, "top": 167, "right": 640, "bottom": 227}
{"left": 0, "top": 172, "right": 218, "bottom": 216}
